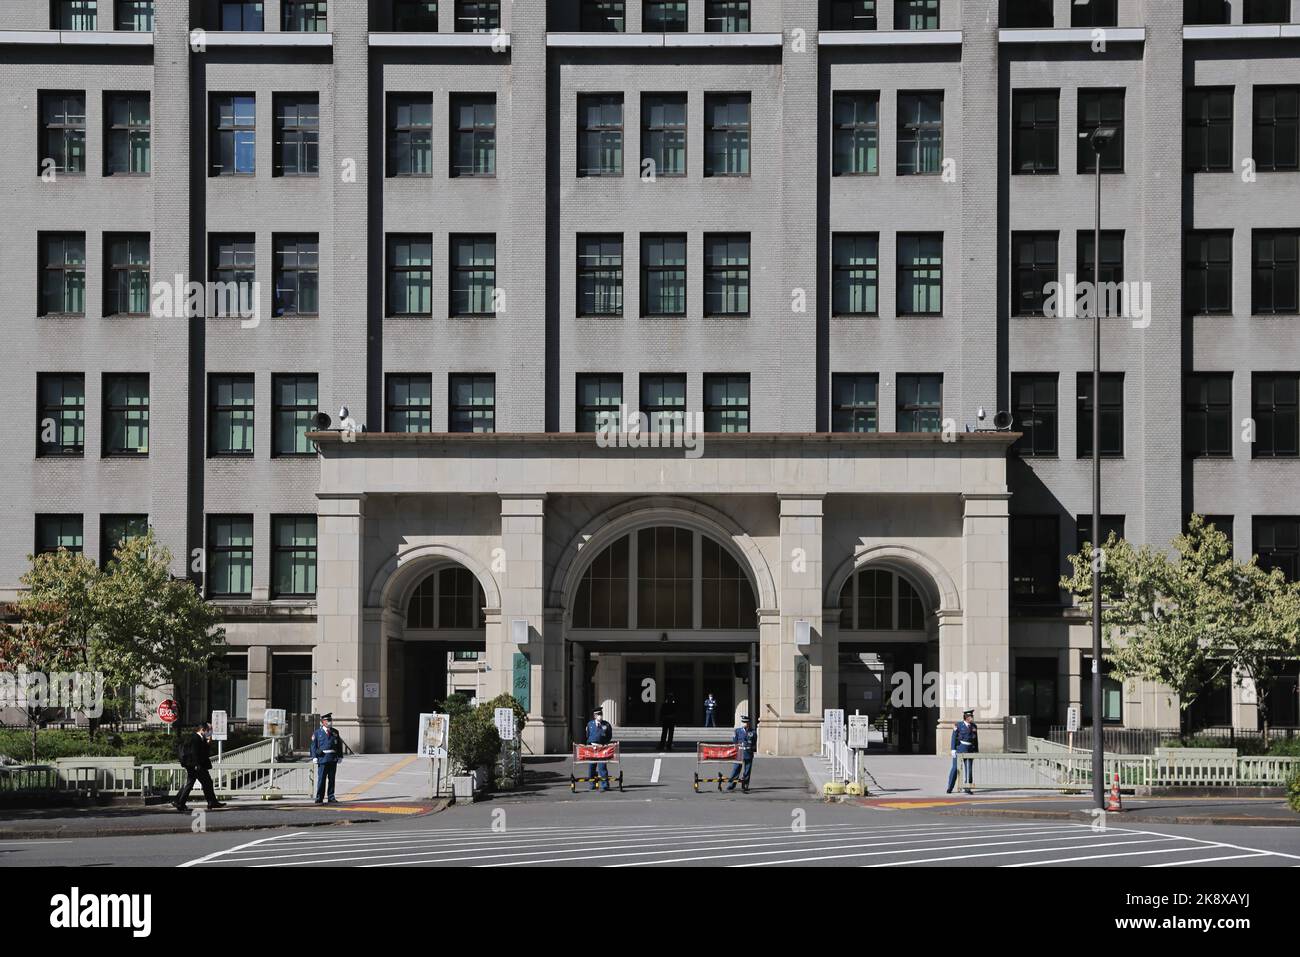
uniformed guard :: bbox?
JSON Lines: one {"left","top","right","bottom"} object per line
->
{"left": 310, "top": 713, "right": 346, "bottom": 804}
{"left": 585, "top": 707, "right": 613, "bottom": 791}
{"left": 725, "top": 714, "right": 756, "bottom": 792}
{"left": 703, "top": 693, "right": 717, "bottom": 728}
{"left": 946, "top": 709, "right": 979, "bottom": 794}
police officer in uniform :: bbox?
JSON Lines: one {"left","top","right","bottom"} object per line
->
{"left": 704, "top": 693, "right": 717, "bottom": 728}
{"left": 946, "top": 709, "right": 978, "bottom": 794}
{"left": 585, "top": 707, "right": 613, "bottom": 791}
{"left": 310, "top": 713, "right": 345, "bottom": 804}
{"left": 726, "top": 715, "right": 757, "bottom": 792}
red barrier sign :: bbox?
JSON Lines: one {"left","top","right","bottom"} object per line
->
{"left": 576, "top": 744, "right": 616, "bottom": 761}
{"left": 157, "top": 699, "right": 179, "bottom": 724}
{"left": 700, "top": 744, "right": 739, "bottom": 762}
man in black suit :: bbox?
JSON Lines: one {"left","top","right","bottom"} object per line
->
{"left": 174, "top": 722, "right": 225, "bottom": 812}
{"left": 659, "top": 693, "right": 678, "bottom": 751}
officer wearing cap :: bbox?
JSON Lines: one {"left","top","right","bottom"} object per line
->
{"left": 946, "top": 709, "right": 978, "bottom": 794}
{"left": 585, "top": 707, "right": 613, "bottom": 791}
{"left": 726, "top": 714, "right": 756, "bottom": 792}
{"left": 310, "top": 713, "right": 345, "bottom": 804}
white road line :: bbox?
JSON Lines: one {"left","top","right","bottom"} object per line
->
{"left": 1116, "top": 827, "right": 1300, "bottom": 862}
{"left": 0, "top": 840, "right": 73, "bottom": 845}
{"left": 871, "top": 838, "right": 1180, "bottom": 867}
{"left": 1146, "top": 853, "right": 1271, "bottom": 867}
{"left": 651, "top": 759, "right": 662, "bottom": 783}
{"left": 178, "top": 831, "right": 310, "bottom": 868}
{"left": 1007, "top": 845, "right": 1230, "bottom": 866}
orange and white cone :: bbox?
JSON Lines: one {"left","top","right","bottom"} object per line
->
{"left": 1106, "top": 771, "right": 1122, "bottom": 812}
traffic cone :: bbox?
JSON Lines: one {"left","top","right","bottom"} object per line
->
{"left": 1106, "top": 771, "right": 1122, "bottom": 812}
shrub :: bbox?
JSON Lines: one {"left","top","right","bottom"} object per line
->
{"left": 0, "top": 726, "right": 263, "bottom": 764}
{"left": 448, "top": 707, "right": 501, "bottom": 775}
{"left": 1288, "top": 770, "right": 1300, "bottom": 815}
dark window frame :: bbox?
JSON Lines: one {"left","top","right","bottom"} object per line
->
{"left": 1184, "top": 372, "right": 1233, "bottom": 458}
{"left": 1077, "top": 371, "right": 1125, "bottom": 458}
{"left": 448, "top": 373, "right": 496, "bottom": 433}
{"left": 455, "top": 0, "right": 500, "bottom": 32}
{"left": 643, "top": 1, "right": 688, "bottom": 32}
{"left": 703, "top": 373, "right": 750, "bottom": 433}
{"left": 449, "top": 234, "right": 497, "bottom": 317}
{"left": 206, "top": 514, "right": 254, "bottom": 600}
{"left": 271, "top": 373, "right": 319, "bottom": 457}
{"left": 641, "top": 92, "right": 688, "bottom": 177}
{"left": 209, "top": 92, "right": 256, "bottom": 176}
{"left": 271, "top": 515, "right": 318, "bottom": 599}
{"left": 1252, "top": 372, "right": 1300, "bottom": 458}
{"left": 104, "top": 233, "right": 150, "bottom": 317}
{"left": 703, "top": 233, "right": 751, "bottom": 317}
{"left": 385, "top": 373, "right": 433, "bottom": 433}
{"left": 1011, "top": 515, "right": 1062, "bottom": 605}
{"left": 1011, "top": 372, "right": 1059, "bottom": 457}
{"left": 207, "top": 373, "right": 256, "bottom": 458}
{"left": 1012, "top": 88, "right": 1059, "bottom": 175}
{"left": 450, "top": 93, "right": 497, "bottom": 178}
{"left": 897, "top": 90, "right": 944, "bottom": 176}
{"left": 577, "top": 234, "right": 624, "bottom": 318}
{"left": 273, "top": 234, "right": 320, "bottom": 317}
{"left": 641, "top": 234, "right": 688, "bottom": 317}
{"left": 897, "top": 233, "right": 944, "bottom": 316}
{"left": 272, "top": 93, "right": 319, "bottom": 177}
{"left": 386, "top": 234, "right": 434, "bottom": 318}
{"left": 1012, "top": 231, "right": 1059, "bottom": 317}
{"left": 704, "top": 92, "right": 751, "bottom": 177}
{"left": 706, "top": 0, "right": 750, "bottom": 33}
{"left": 1185, "top": 87, "right": 1234, "bottom": 173}
{"left": 39, "top": 231, "right": 87, "bottom": 317}
{"left": 387, "top": 93, "right": 433, "bottom": 177}
{"left": 832, "top": 91, "right": 880, "bottom": 176}
{"left": 832, "top": 232, "right": 880, "bottom": 317}
{"left": 831, "top": 372, "right": 879, "bottom": 433}
{"left": 895, "top": 0, "right": 939, "bottom": 30}
{"left": 576, "top": 373, "right": 623, "bottom": 432}
{"left": 104, "top": 91, "right": 151, "bottom": 176}
{"left": 640, "top": 374, "right": 687, "bottom": 433}
{"left": 37, "top": 372, "right": 86, "bottom": 457}
{"left": 1185, "top": 230, "right": 1233, "bottom": 316}
{"left": 36, "top": 514, "right": 84, "bottom": 556}
{"left": 282, "top": 0, "right": 328, "bottom": 32}
{"left": 40, "top": 90, "right": 86, "bottom": 176}
{"left": 1252, "top": 229, "right": 1299, "bottom": 316}
{"left": 102, "top": 372, "right": 150, "bottom": 457}
{"left": 896, "top": 373, "right": 943, "bottom": 433}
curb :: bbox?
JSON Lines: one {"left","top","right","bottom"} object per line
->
{"left": 930, "top": 806, "right": 1300, "bottom": 827}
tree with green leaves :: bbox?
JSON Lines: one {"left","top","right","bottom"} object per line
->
{"left": 1228, "top": 559, "right": 1300, "bottom": 740}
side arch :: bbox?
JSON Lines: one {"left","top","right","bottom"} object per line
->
{"left": 825, "top": 543, "right": 961, "bottom": 615}
{"left": 366, "top": 543, "right": 503, "bottom": 615}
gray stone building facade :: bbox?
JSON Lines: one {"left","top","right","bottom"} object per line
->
{"left": 3, "top": 0, "right": 1299, "bottom": 754}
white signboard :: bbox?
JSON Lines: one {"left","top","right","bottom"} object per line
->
{"left": 494, "top": 707, "right": 517, "bottom": 742}
{"left": 823, "top": 708, "right": 845, "bottom": 743}
{"left": 417, "top": 712, "right": 450, "bottom": 758}
{"left": 263, "top": 708, "right": 287, "bottom": 738}
{"left": 210, "top": 710, "right": 228, "bottom": 742}
{"left": 847, "top": 714, "right": 873, "bottom": 749}
{"left": 1066, "top": 706, "right": 1080, "bottom": 733}
{"left": 363, "top": 682, "right": 380, "bottom": 699}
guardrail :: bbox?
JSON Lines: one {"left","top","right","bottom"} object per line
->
{"left": 957, "top": 749, "right": 1300, "bottom": 791}
{"left": 0, "top": 761, "right": 316, "bottom": 799}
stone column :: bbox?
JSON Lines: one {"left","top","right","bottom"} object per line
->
{"left": 246, "top": 645, "right": 269, "bottom": 723}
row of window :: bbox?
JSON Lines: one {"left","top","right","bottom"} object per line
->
{"left": 1012, "top": 514, "right": 1300, "bottom": 603}
{"left": 50, "top": 1, "right": 329, "bottom": 33}
{"left": 49, "top": 0, "right": 153, "bottom": 31}
{"left": 1007, "top": 0, "right": 1293, "bottom": 28}
{"left": 31, "top": 512, "right": 318, "bottom": 600}
{"left": 1013, "top": 372, "right": 1300, "bottom": 460}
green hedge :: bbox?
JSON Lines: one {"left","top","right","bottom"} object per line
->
{"left": 1288, "top": 771, "right": 1300, "bottom": 814}
{"left": 0, "top": 727, "right": 262, "bottom": 764}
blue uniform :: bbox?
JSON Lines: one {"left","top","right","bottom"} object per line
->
{"left": 946, "top": 720, "right": 978, "bottom": 793}
{"left": 727, "top": 725, "right": 756, "bottom": 790}
{"left": 704, "top": 695, "right": 717, "bottom": 728}
{"left": 310, "top": 726, "right": 344, "bottom": 802}
{"left": 586, "top": 718, "right": 612, "bottom": 790}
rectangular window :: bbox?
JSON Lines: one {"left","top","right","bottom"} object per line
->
{"left": 704, "top": 234, "right": 750, "bottom": 316}
{"left": 641, "top": 374, "right": 687, "bottom": 433}
{"left": 1078, "top": 89, "right": 1125, "bottom": 173}
{"left": 1253, "top": 230, "right": 1300, "bottom": 315}
{"left": 387, "top": 94, "right": 433, "bottom": 177}
{"left": 273, "top": 94, "right": 319, "bottom": 176}
{"left": 577, "top": 374, "right": 622, "bottom": 432}
{"left": 896, "top": 373, "right": 943, "bottom": 433}
{"left": 208, "top": 235, "right": 256, "bottom": 318}
{"left": 897, "top": 92, "right": 943, "bottom": 175}
{"left": 578, "top": 94, "right": 624, "bottom": 177}
{"left": 102, "top": 234, "right": 148, "bottom": 317}
{"left": 706, "top": 1, "right": 750, "bottom": 32}
{"left": 704, "top": 93, "right": 750, "bottom": 177}
{"left": 641, "top": 234, "right": 687, "bottom": 317}
{"left": 283, "top": 0, "right": 327, "bottom": 31}
{"left": 272, "top": 373, "right": 318, "bottom": 456}
{"left": 1012, "top": 89, "right": 1058, "bottom": 174}
{"left": 1012, "top": 231, "right": 1058, "bottom": 317}
{"left": 1184, "top": 373, "right": 1233, "bottom": 457}
{"left": 1011, "top": 515, "right": 1060, "bottom": 604}
{"left": 832, "top": 92, "right": 879, "bottom": 175}
{"left": 895, "top": 0, "right": 939, "bottom": 30}
{"left": 577, "top": 235, "right": 623, "bottom": 317}
{"left": 831, "top": 373, "right": 879, "bottom": 433}
{"left": 40, "top": 232, "right": 86, "bottom": 316}
{"left": 394, "top": 0, "right": 438, "bottom": 30}
{"left": 1184, "top": 0, "right": 1228, "bottom": 24}
{"left": 207, "top": 516, "right": 253, "bottom": 598}
{"left": 37, "top": 373, "right": 85, "bottom": 456}
{"left": 704, "top": 374, "right": 750, "bottom": 433}
{"left": 644, "top": 1, "right": 687, "bottom": 31}
{"left": 274, "top": 235, "right": 319, "bottom": 317}
{"left": 386, "top": 374, "right": 433, "bottom": 432}
{"left": 40, "top": 91, "right": 86, "bottom": 175}
{"left": 1244, "top": 0, "right": 1290, "bottom": 23}
{"left": 1006, "top": 0, "right": 1052, "bottom": 27}
{"left": 220, "top": 1, "right": 264, "bottom": 30}
{"left": 1075, "top": 515, "right": 1125, "bottom": 555}
{"left": 450, "top": 94, "right": 496, "bottom": 177}
{"left": 1077, "top": 372, "right": 1125, "bottom": 457}
{"left": 637, "top": 527, "right": 693, "bottom": 629}
{"left": 581, "top": 0, "right": 625, "bottom": 31}
{"left": 103, "top": 373, "right": 149, "bottom": 456}
{"left": 208, "top": 374, "right": 255, "bottom": 456}
{"left": 116, "top": 1, "right": 154, "bottom": 30}
{"left": 1253, "top": 87, "right": 1299, "bottom": 173}
{"left": 105, "top": 92, "right": 150, "bottom": 175}
{"left": 832, "top": 233, "right": 879, "bottom": 316}
{"left": 210, "top": 94, "right": 256, "bottom": 175}
{"left": 449, "top": 374, "right": 495, "bottom": 433}
{"left": 1185, "top": 87, "right": 1233, "bottom": 173}
{"left": 450, "top": 235, "right": 497, "bottom": 316}
{"left": 897, "top": 233, "right": 943, "bottom": 316}
{"left": 1011, "top": 373, "right": 1058, "bottom": 457}
{"left": 1254, "top": 517, "right": 1300, "bottom": 581}
{"left": 1252, "top": 373, "right": 1299, "bottom": 458}
{"left": 37, "top": 515, "right": 84, "bottom": 556}
{"left": 53, "top": 1, "right": 96, "bottom": 29}
{"left": 386, "top": 235, "right": 433, "bottom": 317}
{"left": 1077, "top": 230, "right": 1125, "bottom": 314}
{"left": 642, "top": 94, "right": 687, "bottom": 177}
{"left": 101, "top": 515, "right": 148, "bottom": 567}
{"left": 1071, "top": 0, "right": 1116, "bottom": 27}
{"left": 455, "top": 0, "right": 499, "bottom": 31}
{"left": 1185, "top": 230, "right": 1233, "bottom": 315}
{"left": 272, "top": 516, "right": 317, "bottom": 598}
{"left": 829, "top": 0, "right": 877, "bottom": 29}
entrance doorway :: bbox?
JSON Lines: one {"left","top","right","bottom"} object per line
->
{"left": 839, "top": 641, "right": 936, "bottom": 753}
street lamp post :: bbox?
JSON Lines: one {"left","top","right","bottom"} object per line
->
{"left": 1084, "top": 126, "right": 1117, "bottom": 810}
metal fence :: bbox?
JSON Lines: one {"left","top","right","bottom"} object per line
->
{"left": 1047, "top": 725, "right": 1300, "bottom": 754}
{"left": 0, "top": 761, "right": 315, "bottom": 799}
